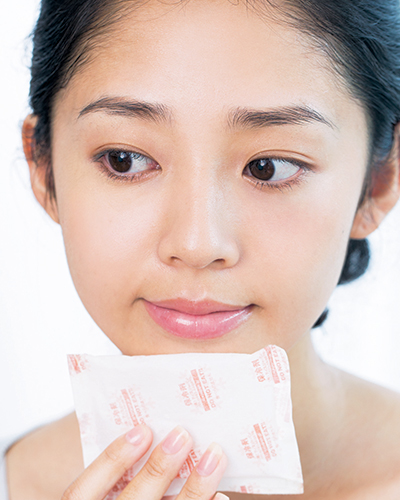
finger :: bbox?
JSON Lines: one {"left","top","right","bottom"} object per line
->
{"left": 61, "top": 425, "right": 152, "bottom": 500}
{"left": 163, "top": 491, "right": 229, "bottom": 500}
{"left": 119, "top": 425, "right": 193, "bottom": 499}
{"left": 176, "top": 443, "right": 228, "bottom": 500}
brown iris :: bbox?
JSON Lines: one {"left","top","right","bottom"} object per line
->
{"left": 248, "top": 159, "right": 275, "bottom": 181}
{"left": 108, "top": 151, "right": 134, "bottom": 173}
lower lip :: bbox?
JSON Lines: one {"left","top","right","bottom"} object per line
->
{"left": 143, "top": 301, "right": 253, "bottom": 340}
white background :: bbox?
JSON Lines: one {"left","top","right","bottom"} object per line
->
{"left": 1, "top": 0, "right": 400, "bottom": 441}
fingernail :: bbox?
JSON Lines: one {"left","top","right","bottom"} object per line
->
{"left": 126, "top": 425, "right": 146, "bottom": 445}
{"left": 214, "top": 494, "right": 230, "bottom": 500}
{"left": 162, "top": 426, "right": 189, "bottom": 455}
{"left": 196, "top": 443, "right": 223, "bottom": 476}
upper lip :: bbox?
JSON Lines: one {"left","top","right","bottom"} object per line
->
{"left": 144, "top": 298, "right": 251, "bottom": 315}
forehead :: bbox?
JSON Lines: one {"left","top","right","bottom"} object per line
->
{"left": 55, "top": 0, "right": 366, "bottom": 136}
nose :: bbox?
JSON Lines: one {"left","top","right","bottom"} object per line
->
{"left": 157, "top": 173, "right": 240, "bottom": 270}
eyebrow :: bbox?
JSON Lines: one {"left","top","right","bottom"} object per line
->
{"left": 227, "top": 105, "right": 335, "bottom": 130}
{"left": 78, "top": 97, "right": 172, "bottom": 123}
{"left": 78, "top": 97, "right": 335, "bottom": 130}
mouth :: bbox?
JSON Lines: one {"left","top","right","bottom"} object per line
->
{"left": 143, "top": 298, "right": 254, "bottom": 340}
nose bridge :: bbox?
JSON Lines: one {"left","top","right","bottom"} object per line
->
{"left": 182, "top": 171, "right": 220, "bottom": 248}
{"left": 158, "top": 160, "right": 239, "bottom": 269}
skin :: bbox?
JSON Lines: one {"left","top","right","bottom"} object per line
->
{"left": 26, "top": 2, "right": 379, "bottom": 356}
{"left": 7, "top": 0, "right": 400, "bottom": 499}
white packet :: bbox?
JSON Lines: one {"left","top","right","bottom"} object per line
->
{"left": 68, "top": 345, "right": 303, "bottom": 497}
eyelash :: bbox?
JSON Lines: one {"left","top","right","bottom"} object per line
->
{"left": 243, "top": 157, "right": 311, "bottom": 193}
{"left": 92, "top": 149, "right": 160, "bottom": 183}
{"left": 92, "top": 149, "right": 311, "bottom": 191}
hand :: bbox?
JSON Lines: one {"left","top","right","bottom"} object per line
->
{"left": 61, "top": 424, "right": 229, "bottom": 500}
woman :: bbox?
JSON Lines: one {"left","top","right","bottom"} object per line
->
{"left": 4, "top": 0, "right": 400, "bottom": 498}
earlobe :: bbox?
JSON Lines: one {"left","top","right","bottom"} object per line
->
{"left": 350, "top": 124, "right": 400, "bottom": 239}
{"left": 22, "top": 115, "right": 60, "bottom": 224}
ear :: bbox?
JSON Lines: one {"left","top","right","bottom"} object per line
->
{"left": 350, "top": 123, "right": 400, "bottom": 239}
{"left": 22, "top": 115, "right": 59, "bottom": 224}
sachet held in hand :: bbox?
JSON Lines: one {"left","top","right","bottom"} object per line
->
{"left": 68, "top": 345, "right": 303, "bottom": 498}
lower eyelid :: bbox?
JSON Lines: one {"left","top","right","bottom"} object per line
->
{"left": 100, "top": 165, "right": 158, "bottom": 183}
{"left": 243, "top": 167, "right": 309, "bottom": 191}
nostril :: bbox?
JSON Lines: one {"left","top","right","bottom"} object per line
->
{"left": 211, "top": 258, "right": 227, "bottom": 269}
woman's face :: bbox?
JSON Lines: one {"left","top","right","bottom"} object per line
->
{"left": 49, "top": 0, "right": 369, "bottom": 355}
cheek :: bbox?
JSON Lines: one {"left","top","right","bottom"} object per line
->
{"left": 57, "top": 180, "right": 162, "bottom": 319}
{"left": 241, "top": 172, "right": 362, "bottom": 340}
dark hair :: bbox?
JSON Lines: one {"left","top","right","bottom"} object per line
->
{"left": 313, "top": 239, "right": 371, "bottom": 328}
{"left": 28, "top": 0, "right": 400, "bottom": 327}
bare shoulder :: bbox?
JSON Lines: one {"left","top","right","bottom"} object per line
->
{"left": 340, "top": 368, "right": 400, "bottom": 436}
{"left": 6, "top": 412, "right": 84, "bottom": 500}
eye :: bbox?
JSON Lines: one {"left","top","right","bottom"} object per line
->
{"left": 244, "top": 158, "right": 301, "bottom": 183}
{"left": 101, "top": 150, "right": 159, "bottom": 176}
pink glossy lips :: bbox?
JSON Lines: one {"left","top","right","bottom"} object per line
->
{"left": 143, "top": 299, "right": 253, "bottom": 339}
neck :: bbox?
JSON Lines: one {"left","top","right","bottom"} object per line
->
{"left": 287, "top": 332, "right": 347, "bottom": 487}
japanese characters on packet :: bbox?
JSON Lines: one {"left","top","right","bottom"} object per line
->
{"left": 68, "top": 345, "right": 303, "bottom": 498}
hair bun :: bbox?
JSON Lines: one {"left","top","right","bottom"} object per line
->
{"left": 338, "top": 239, "right": 370, "bottom": 285}
{"left": 313, "top": 239, "right": 370, "bottom": 328}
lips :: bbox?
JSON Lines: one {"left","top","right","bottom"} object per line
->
{"left": 143, "top": 299, "right": 253, "bottom": 340}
